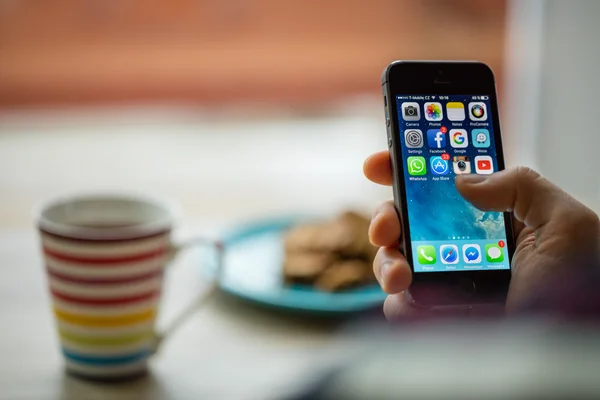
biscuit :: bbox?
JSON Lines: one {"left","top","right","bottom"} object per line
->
{"left": 336, "top": 211, "right": 374, "bottom": 257}
{"left": 314, "top": 260, "right": 372, "bottom": 291}
{"left": 283, "top": 252, "right": 337, "bottom": 282}
{"left": 283, "top": 221, "right": 355, "bottom": 254}
{"left": 282, "top": 211, "right": 379, "bottom": 291}
{"left": 283, "top": 212, "right": 374, "bottom": 258}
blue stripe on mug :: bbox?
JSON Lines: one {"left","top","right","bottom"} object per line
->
{"left": 62, "top": 348, "right": 151, "bottom": 366}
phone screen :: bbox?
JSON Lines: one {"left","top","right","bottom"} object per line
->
{"left": 396, "top": 94, "right": 510, "bottom": 273}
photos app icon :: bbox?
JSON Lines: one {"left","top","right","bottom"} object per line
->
{"left": 424, "top": 102, "right": 443, "bottom": 121}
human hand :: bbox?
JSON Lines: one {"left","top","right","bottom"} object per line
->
{"left": 364, "top": 151, "right": 600, "bottom": 320}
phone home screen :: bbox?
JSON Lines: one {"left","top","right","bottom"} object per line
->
{"left": 397, "top": 95, "right": 509, "bottom": 273}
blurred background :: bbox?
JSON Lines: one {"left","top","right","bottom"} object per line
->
{"left": 1, "top": 0, "right": 598, "bottom": 229}
{"left": 0, "top": 0, "right": 513, "bottom": 229}
{"left": 1, "top": 0, "right": 599, "bottom": 228}
{"left": 1, "top": 1, "right": 600, "bottom": 398}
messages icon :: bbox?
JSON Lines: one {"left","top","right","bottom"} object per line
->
{"left": 485, "top": 244, "right": 504, "bottom": 263}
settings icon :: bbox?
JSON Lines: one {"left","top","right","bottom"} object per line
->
{"left": 404, "top": 129, "right": 423, "bottom": 148}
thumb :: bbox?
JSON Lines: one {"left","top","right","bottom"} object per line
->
{"left": 455, "top": 167, "right": 577, "bottom": 231}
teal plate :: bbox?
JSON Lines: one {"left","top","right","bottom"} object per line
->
{"left": 202, "top": 216, "right": 387, "bottom": 314}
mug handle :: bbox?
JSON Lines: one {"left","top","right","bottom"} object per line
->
{"left": 149, "top": 237, "right": 223, "bottom": 354}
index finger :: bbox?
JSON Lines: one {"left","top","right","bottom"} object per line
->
{"left": 363, "top": 151, "right": 393, "bottom": 186}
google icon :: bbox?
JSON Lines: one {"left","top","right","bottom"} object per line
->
{"left": 450, "top": 129, "right": 469, "bottom": 148}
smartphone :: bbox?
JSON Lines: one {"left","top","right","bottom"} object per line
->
{"left": 381, "top": 61, "right": 515, "bottom": 309}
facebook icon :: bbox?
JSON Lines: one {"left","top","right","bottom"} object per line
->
{"left": 427, "top": 129, "right": 447, "bottom": 149}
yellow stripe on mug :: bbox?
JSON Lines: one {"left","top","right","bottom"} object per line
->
{"left": 58, "top": 328, "right": 154, "bottom": 347}
{"left": 54, "top": 307, "right": 156, "bottom": 328}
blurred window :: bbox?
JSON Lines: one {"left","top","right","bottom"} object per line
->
{"left": 0, "top": 0, "right": 507, "bottom": 108}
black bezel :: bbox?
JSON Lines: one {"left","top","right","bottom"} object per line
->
{"left": 382, "top": 61, "right": 514, "bottom": 306}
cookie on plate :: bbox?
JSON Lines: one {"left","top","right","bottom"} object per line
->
{"left": 314, "top": 260, "right": 373, "bottom": 291}
{"left": 283, "top": 252, "right": 337, "bottom": 283}
{"left": 282, "top": 210, "right": 378, "bottom": 291}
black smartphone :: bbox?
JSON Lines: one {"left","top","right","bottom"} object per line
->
{"left": 382, "top": 61, "right": 515, "bottom": 309}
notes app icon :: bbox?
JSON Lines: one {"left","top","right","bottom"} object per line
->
{"left": 446, "top": 102, "right": 465, "bottom": 121}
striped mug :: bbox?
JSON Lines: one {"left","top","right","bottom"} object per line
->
{"left": 36, "top": 194, "right": 221, "bottom": 381}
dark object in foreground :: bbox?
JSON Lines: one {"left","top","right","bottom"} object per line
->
{"left": 284, "top": 319, "right": 600, "bottom": 400}
{"left": 284, "top": 266, "right": 600, "bottom": 400}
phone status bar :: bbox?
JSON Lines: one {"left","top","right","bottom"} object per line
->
{"left": 397, "top": 95, "right": 489, "bottom": 101}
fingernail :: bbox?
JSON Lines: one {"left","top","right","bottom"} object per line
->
{"left": 457, "top": 174, "right": 487, "bottom": 184}
{"left": 371, "top": 206, "right": 382, "bottom": 221}
{"left": 380, "top": 261, "right": 392, "bottom": 283}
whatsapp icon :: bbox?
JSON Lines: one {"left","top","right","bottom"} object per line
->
{"left": 407, "top": 156, "right": 426, "bottom": 176}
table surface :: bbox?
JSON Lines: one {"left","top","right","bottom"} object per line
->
{"left": 0, "top": 106, "right": 388, "bottom": 400}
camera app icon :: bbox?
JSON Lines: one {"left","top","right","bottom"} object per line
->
{"left": 401, "top": 102, "right": 421, "bottom": 121}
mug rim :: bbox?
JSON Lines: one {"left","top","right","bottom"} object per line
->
{"left": 34, "top": 192, "right": 181, "bottom": 241}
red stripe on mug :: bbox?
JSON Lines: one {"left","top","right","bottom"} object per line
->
{"left": 43, "top": 247, "right": 168, "bottom": 264}
{"left": 51, "top": 289, "right": 160, "bottom": 305}
{"left": 47, "top": 268, "right": 164, "bottom": 285}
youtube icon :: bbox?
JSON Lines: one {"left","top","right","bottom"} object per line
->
{"left": 475, "top": 156, "right": 494, "bottom": 174}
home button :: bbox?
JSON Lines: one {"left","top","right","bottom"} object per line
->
{"left": 456, "top": 278, "right": 476, "bottom": 299}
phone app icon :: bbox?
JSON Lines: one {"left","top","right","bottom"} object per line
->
{"left": 450, "top": 129, "right": 469, "bottom": 148}
{"left": 446, "top": 102, "right": 465, "bottom": 121}
{"left": 462, "top": 244, "right": 482, "bottom": 264}
{"left": 430, "top": 156, "right": 449, "bottom": 175}
{"left": 453, "top": 156, "right": 472, "bottom": 174}
{"left": 404, "top": 129, "right": 423, "bottom": 148}
{"left": 472, "top": 129, "right": 491, "bottom": 148}
{"left": 424, "top": 102, "right": 443, "bottom": 121}
{"left": 407, "top": 156, "right": 426, "bottom": 176}
{"left": 440, "top": 244, "right": 459, "bottom": 264}
{"left": 468, "top": 102, "right": 487, "bottom": 121}
{"left": 401, "top": 102, "right": 421, "bottom": 121}
{"left": 485, "top": 244, "right": 504, "bottom": 263}
{"left": 417, "top": 245, "right": 436, "bottom": 265}
{"left": 427, "top": 129, "right": 447, "bottom": 149}
{"left": 475, "top": 156, "right": 494, "bottom": 174}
